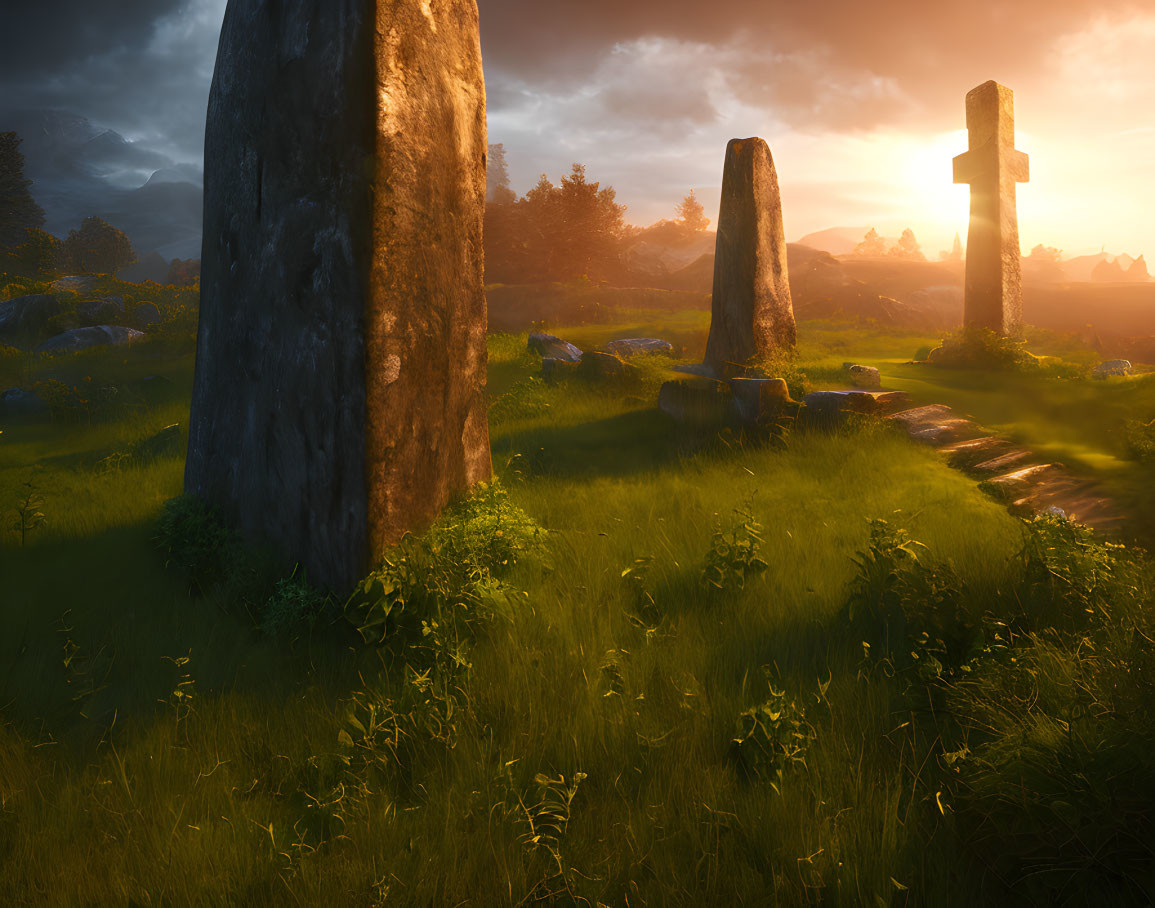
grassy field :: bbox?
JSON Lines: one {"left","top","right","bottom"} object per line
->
{"left": 2, "top": 288, "right": 1154, "bottom": 905}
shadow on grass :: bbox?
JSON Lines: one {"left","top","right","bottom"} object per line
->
{"left": 495, "top": 407, "right": 687, "bottom": 478}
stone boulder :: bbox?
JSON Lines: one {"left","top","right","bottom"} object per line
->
{"left": 578, "top": 350, "right": 635, "bottom": 380}
{"left": 132, "top": 302, "right": 162, "bottom": 329}
{"left": 1093, "top": 360, "right": 1133, "bottom": 378}
{"left": 730, "top": 377, "right": 791, "bottom": 425}
{"left": 0, "top": 294, "right": 66, "bottom": 345}
{"left": 49, "top": 275, "right": 101, "bottom": 295}
{"left": 845, "top": 363, "right": 882, "bottom": 389}
{"left": 36, "top": 325, "right": 144, "bottom": 354}
{"left": 802, "top": 390, "right": 910, "bottom": 428}
{"left": 528, "top": 332, "right": 582, "bottom": 363}
{"left": 659, "top": 377, "right": 733, "bottom": 426}
{"left": 0, "top": 387, "right": 47, "bottom": 419}
{"left": 605, "top": 338, "right": 675, "bottom": 358}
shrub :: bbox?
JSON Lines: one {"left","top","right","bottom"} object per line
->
{"left": 1123, "top": 417, "right": 1155, "bottom": 462}
{"left": 702, "top": 505, "right": 768, "bottom": 594}
{"left": 345, "top": 482, "right": 543, "bottom": 645}
{"left": 927, "top": 328, "right": 1038, "bottom": 371}
{"left": 262, "top": 569, "right": 331, "bottom": 638}
{"left": 730, "top": 668, "right": 816, "bottom": 791}
{"left": 155, "top": 495, "right": 234, "bottom": 592}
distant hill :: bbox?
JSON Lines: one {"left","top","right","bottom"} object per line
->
{"left": 0, "top": 108, "right": 203, "bottom": 260}
{"left": 794, "top": 226, "right": 874, "bottom": 256}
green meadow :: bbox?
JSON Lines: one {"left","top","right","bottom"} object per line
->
{"left": 2, "top": 286, "right": 1154, "bottom": 905}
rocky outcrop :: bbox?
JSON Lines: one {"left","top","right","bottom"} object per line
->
{"left": 0, "top": 294, "right": 66, "bottom": 346}
{"left": 186, "top": 0, "right": 490, "bottom": 593}
{"left": 605, "top": 338, "right": 675, "bottom": 358}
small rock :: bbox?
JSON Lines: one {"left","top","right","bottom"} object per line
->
{"left": 36, "top": 325, "right": 145, "bottom": 354}
{"left": 0, "top": 387, "right": 47, "bottom": 418}
{"left": 605, "top": 338, "right": 675, "bottom": 358}
{"left": 528, "top": 332, "right": 582, "bottom": 363}
{"left": 659, "top": 378, "right": 733, "bottom": 426}
{"left": 729, "top": 377, "right": 791, "bottom": 425}
{"left": 49, "top": 275, "right": 101, "bottom": 295}
{"left": 133, "top": 302, "right": 162, "bottom": 329}
{"left": 1093, "top": 359, "right": 1132, "bottom": 378}
{"left": 577, "top": 350, "right": 634, "bottom": 380}
{"left": 846, "top": 364, "right": 881, "bottom": 389}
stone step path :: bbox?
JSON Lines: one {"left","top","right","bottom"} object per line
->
{"left": 887, "top": 404, "right": 1126, "bottom": 532}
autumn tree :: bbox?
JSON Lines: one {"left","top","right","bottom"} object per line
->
{"left": 676, "top": 190, "right": 709, "bottom": 232}
{"left": 853, "top": 228, "right": 887, "bottom": 257}
{"left": 6, "top": 228, "right": 61, "bottom": 277}
{"left": 61, "top": 217, "right": 136, "bottom": 274}
{"left": 889, "top": 228, "right": 926, "bottom": 261}
{"left": 0, "top": 133, "right": 45, "bottom": 250}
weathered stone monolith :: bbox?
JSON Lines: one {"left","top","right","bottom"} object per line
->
{"left": 185, "top": 0, "right": 491, "bottom": 593}
{"left": 953, "top": 81, "right": 1030, "bottom": 336}
{"left": 704, "top": 137, "right": 795, "bottom": 376}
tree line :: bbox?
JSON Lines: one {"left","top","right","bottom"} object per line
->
{"left": 0, "top": 131, "right": 149, "bottom": 279}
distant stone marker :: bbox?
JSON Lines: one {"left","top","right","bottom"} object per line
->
{"left": 953, "top": 81, "right": 1030, "bottom": 336}
{"left": 186, "top": 0, "right": 491, "bottom": 592}
{"left": 704, "top": 138, "right": 796, "bottom": 376}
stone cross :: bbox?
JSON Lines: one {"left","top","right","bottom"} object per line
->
{"left": 704, "top": 137, "right": 796, "bottom": 376}
{"left": 953, "top": 80, "right": 1030, "bottom": 335}
{"left": 185, "top": 0, "right": 491, "bottom": 593}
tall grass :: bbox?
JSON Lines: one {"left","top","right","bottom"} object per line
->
{"left": 0, "top": 313, "right": 1148, "bottom": 905}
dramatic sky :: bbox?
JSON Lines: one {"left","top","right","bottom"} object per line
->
{"left": 3, "top": 0, "right": 1153, "bottom": 258}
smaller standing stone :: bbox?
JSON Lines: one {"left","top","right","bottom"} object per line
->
{"left": 730, "top": 377, "right": 790, "bottom": 425}
{"left": 704, "top": 137, "right": 795, "bottom": 376}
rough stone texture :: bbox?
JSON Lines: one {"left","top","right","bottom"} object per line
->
{"left": 49, "top": 275, "right": 100, "bottom": 295}
{"left": 185, "top": 0, "right": 490, "bottom": 593}
{"left": 847, "top": 364, "right": 881, "bottom": 389}
{"left": 36, "top": 325, "right": 144, "bottom": 353}
{"left": 0, "top": 295, "right": 66, "bottom": 346}
{"left": 605, "top": 338, "right": 675, "bottom": 358}
{"left": 528, "top": 332, "right": 582, "bottom": 363}
{"left": 1093, "top": 360, "right": 1133, "bottom": 378}
{"left": 953, "top": 81, "right": 1030, "bottom": 336}
{"left": 704, "top": 137, "right": 795, "bottom": 375}
{"left": 540, "top": 357, "right": 579, "bottom": 383}
{"left": 730, "top": 377, "right": 790, "bottom": 425}
{"left": 578, "top": 351, "right": 634, "bottom": 380}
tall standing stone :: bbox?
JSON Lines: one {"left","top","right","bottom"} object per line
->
{"left": 185, "top": 0, "right": 491, "bottom": 592}
{"left": 704, "top": 137, "right": 795, "bottom": 376}
{"left": 953, "top": 81, "right": 1030, "bottom": 336}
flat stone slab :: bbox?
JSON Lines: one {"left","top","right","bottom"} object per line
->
{"left": 940, "top": 436, "right": 1014, "bottom": 468}
{"left": 907, "top": 419, "right": 982, "bottom": 446}
{"left": 972, "top": 450, "right": 1033, "bottom": 473}
{"left": 888, "top": 405, "right": 956, "bottom": 428}
{"left": 980, "top": 464, "right": 1060, "bottom": 501}
{"left": 605, "top": 338, "right": 674, "bottom": 358}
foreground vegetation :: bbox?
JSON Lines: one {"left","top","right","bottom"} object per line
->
{"left": 3, "top": 283, "right": 1155, "bottom": 905}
